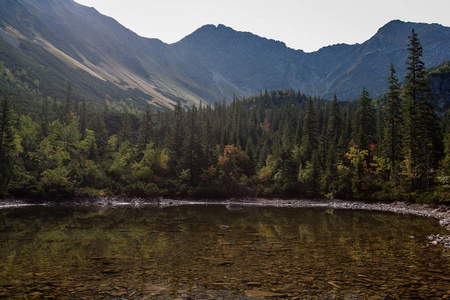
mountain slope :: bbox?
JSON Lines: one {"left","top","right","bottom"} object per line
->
{"left": 0, "top": 0, "right": 215, "bottom": 109}
{"left": 0, "top": 0, "right": 449, "bottom": 109}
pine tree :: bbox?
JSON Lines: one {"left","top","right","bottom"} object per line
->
{"left": 39, "top": 97, "right": 50, "bottom": 139}
{"left": 203, "top": 114, "right": 216, "bottom": 167}
{"left": 182, "top": 105, "right": 203, "bottom": 180}
{"left": 167, "top": 100, "right": 185, "bottom": 173}
{"left": 0, "top": 89, "right": 16, "bottom": 193}
{"left": 354, "top": 87, "right": 376, "bottom": 149}
{"left": 323, "top": 95, "right": 342, "bottom": 191}
{"left": 401, "top": 29, "right": 442, "bottom": 189}
{"left": 327, "top": 95, "right": 342, "bottom": 151}
{"left": 338, "top": 101, "right": 353, "bottom": 154}
{"left": 62, "top": 83, "right": 73, "bottom": 123}
{"left": 300, "top": 97, "right": 318, "bottom": 162}
{"left": 138, "top": 105, "right": 154, "bottom": 151}
{"left": 93, "top": 112, "right": 108, "bottom": 157}
{"left": 119, "top": 109, "right": 132, "bottom": 143}
{"left": 103, "top": 100, "right": 110, "bottom": 135}
{"left": 383, "top": 64, "right": 402, "bottom": 172}
{"left": 79, "top": 100, "right": 87, "bottom": 139}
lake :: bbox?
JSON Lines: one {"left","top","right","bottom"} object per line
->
{"left": 0, "top": 204, "right": 449, "bottom": 299}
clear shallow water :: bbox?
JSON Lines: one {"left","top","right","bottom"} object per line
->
{"left": 0, "top": 205, "right": 449, "bottom": 299}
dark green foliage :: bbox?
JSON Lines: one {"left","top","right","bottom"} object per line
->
{"left": 0, "top": 89, "right": 16, "bottom": 194}
{"left": 300, "top": 97, "right": 318, "bottom": 162}
{"left": 354, "top": 87, "right": 376, "bottom": 149}
{"left": 137, "top": 105, "right": 155, "bottom": 152}
{"left": 401, "top": 29, "right": 443, "bottom": 190}
{"left": 384, "top": 64, "right": 402, "bottom": 174}
{"left": 166, "top": 100, "right": 185, "bottom": 174}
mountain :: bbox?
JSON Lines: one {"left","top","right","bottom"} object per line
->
{"left": 0, "top": 0, "right": 450, "bottom": 110}
{"left": 176, "top": 20, "right": 450, "bottom": 101}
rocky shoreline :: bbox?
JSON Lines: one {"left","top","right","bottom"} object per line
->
{"left": 2, "top": 197, "right": 450, "bottom": 230}
{"left": 0, "top": 197, "right": 450, "bottom": 230}
{"left": 157, "top": 198, "right": 450, "bottom": 229}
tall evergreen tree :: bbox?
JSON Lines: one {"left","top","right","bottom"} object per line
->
{"left": 93, "top": 112, "right": 108, "bottom": 157}
{"left": 39, "top": 97, "right": 50, "bottom": 139}
{"left": 203, "top": 114, "right": 216, "bottom": 167}
{"left": 79, "top": 100, "right": 87, "bottom": 139}
{"left": 119, "top": 109, "right": 132, "bottom": 143}
{"left": 0, "top": 89, "right": 16, "bottom": 193}
{"left": 354, "top": 87, "right": 376, "bottom": 149}
{"left": 103, "top": 100, "right": 110, "bottom": 135}
{"left": 167, "top": 100, "right": 185, "bottom": 173}
{"left": 383, "top": 64, "right": 402, "bottom": 172}
{"left": 300, "top": 97, "right": 318, "bottom": 162}
{"left": 182, "top": 105, "right": 203, "bottom": 180}
{"left": 62, "top": 83, "right": 72, "bottom": 123}
{"left": 138, "top": 105, "right": 154, "bottom": 152}
{"left": 401, "top": 29, "right": 442, "bottom": 189}
{"left": 323, "top": 95, "right": 342, "bottom": 191}
{"left": 327, "top": 95, "right": 342, "bottom": 150}
{"left": 338, "top": 101, "right": 353, "bottom": 154}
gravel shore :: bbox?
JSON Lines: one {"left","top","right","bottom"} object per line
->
{"left": 2, "top": 197, "right": 450, "bottom": 230}
{"left": 157, "top": 198, "right": 450, "bottom": 230}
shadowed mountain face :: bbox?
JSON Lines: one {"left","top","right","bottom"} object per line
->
{"left": 0, "top": 0, "right": 449, "bottom": 109}
{"left": 176, "top": 20, "right": 450, "bottom": 101}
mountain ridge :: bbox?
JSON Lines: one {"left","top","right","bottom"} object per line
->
{"left": 0, "top": 0, "right": 450, "bottom": 109}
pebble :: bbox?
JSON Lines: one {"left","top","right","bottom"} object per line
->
{"left": 428, "top": 234, "right": 450, "bottom": 248}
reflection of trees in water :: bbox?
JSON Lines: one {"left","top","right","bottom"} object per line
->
{"left": 0, "top": 206, "right": 450, "bottom": 298}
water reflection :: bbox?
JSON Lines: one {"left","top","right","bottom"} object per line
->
{"left": 0, "top": 205, "right": 449, "bottom": 299}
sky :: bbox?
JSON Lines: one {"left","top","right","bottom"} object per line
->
{"left": 74, "top": 0, "right": 450, "bottom": 53}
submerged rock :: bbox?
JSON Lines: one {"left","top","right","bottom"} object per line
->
{"left": 226, "top": 203, "right": 244, "bottom": 210}
{"left": 428, "top": 234, "right": 450, "bottom": 248}
{"left": 440, "top": 218, "right": 450, "bottom": 230}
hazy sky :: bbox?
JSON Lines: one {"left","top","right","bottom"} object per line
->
{"left": 74, "top": 0, "right": 450, "bottom": 52}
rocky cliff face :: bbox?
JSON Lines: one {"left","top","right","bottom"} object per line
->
{"left": 0, "top": 0, "right": 449, "bottom": 108}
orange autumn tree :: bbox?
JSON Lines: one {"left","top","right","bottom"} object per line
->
{"left": 217, "top": 145, "right": 251, "bottom": 194}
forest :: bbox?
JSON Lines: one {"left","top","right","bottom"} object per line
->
{"left": 1, "top": 30, "right": 450, "bottom": 203}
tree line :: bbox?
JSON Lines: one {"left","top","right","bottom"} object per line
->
{"left": 1, "top": 30, "right": 449, "bottom": 202}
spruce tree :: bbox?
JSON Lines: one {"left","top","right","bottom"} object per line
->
{"left": 338, "top": 101, "right": 353, "bottom": 156}
{"left": 79, "top": 100, "right": 87, "bottom": 139}
{"left": 93, "top": 112, "right": 108, "bottom": 157}
{"left": 327, "top": 95, "right": 342, "bottom": 151}
{"left": 300, "top": 97, "right": 318, "bottom": 162}
{"left": 119, "top": 109, "right": 132, "bottom": 143}
{"left": 324, "top": 95, "right": 342, "bottom": 191}
{"left": 0, "top": 89, "right": 16, "bottom": 193}
{"left": 182, "top": 105, "right": 203, "bottom": 180}
{"left": 39, "top": 97, "right": 50, "bottom": 139}
{"left": 138, "top": 105, "right": 154, "bottom": 152}
{"left": 354, "top": 87, "right": 376, "bottom": 149}
{"left": 401, "top": 29, "right": 442, "bottom": 189}
{"left": 203, "top": 115, "right": 216, "bottom": 167}
{"left": 167, "top": 100, "right": 185, "bottom": 173}
{"left": 383, "top": 64, "right": 402, "bottom": 172}
{"left": 62, "top": 83, "right": 72, "bottom": 123}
